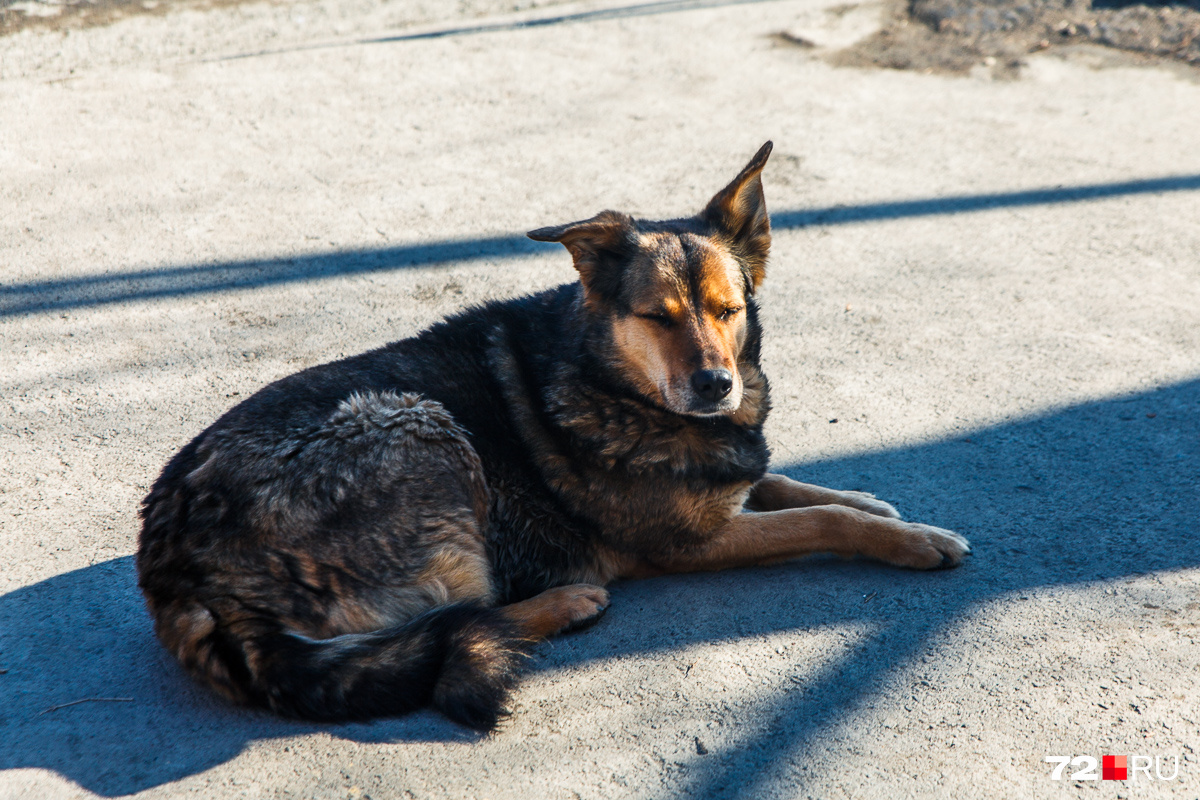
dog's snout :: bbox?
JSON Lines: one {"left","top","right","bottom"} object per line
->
{"left": 691, "top": 369, "right": 733, "bottom": 403}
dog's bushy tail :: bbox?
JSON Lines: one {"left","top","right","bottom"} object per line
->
{"left": 191, "top": 603, "right": 531, "bottom": 731}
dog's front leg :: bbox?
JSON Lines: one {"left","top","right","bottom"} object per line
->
{"left": 661, "top": 506, "right": 969, "bottom": 573}
{"left": 747, "top": 473, "right": 902, "bottom": 519}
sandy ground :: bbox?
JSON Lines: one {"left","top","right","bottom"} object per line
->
{"left": 3, "top": 0, "right": 1200, "bottom": 797}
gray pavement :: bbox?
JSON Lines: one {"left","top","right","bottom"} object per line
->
{"left": 2, "top": 1, "right": 1199, "bottom": 797}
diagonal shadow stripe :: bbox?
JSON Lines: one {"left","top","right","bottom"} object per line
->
{"left": 770, "top": 174, "right": 1200, "bottom": 227}
{"left": 2, "top": 235, "right": 556, "bottom": 319}
{"left": 213, "top": 0, "right": 788, "bottom": 62}
{"left": 4, "top": 173, "right": 1200, "bottom": 319}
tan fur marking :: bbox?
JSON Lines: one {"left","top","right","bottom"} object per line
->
{"left": 610, "top": 315, "right": 674, "bottom": 406}
{"left": 415, "top": 539, "right": 496, "bottom": 604}
{"left": 646, "top": 505, "right": 969, "bottom": 573}
{"left": 688, "top": 238, "right": 748, "bottom": 409}
{"left": 747, "top": 473, "right": 901, "bottom": 518}
{"left": 500, "top": 584, "right": 610, "bottom": 639}
{"left": 149, "top": 599, "right": 245, "bottom": 703}
{"left": 307, "top": 511, "right": 495, "bottom": 638}
{"left": 608, "top": 233, "right": 751, "bottom": 416}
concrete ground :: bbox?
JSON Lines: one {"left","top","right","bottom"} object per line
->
{"left": 3, "top": 0, "right": 1200, "bottom": 797}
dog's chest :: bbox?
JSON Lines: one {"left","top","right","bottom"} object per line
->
{"left": 534, "top": 385, "right": 767, "bottom": 549}
{"left": 482, "top": 329, "right": 768, "bottom": 549}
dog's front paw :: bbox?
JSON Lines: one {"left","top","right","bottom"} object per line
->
{"left": 890, "top": 523, "right": 970, "bottom": 569}
{"left": 840, "top": 490, "right": 902, "bottom": 519}
{"left": 868, "top": 522, "right": 969, "bottom": 573}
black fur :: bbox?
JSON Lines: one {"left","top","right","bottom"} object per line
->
{"left": 138, "top": 282, "right": 769, "bottom": 726}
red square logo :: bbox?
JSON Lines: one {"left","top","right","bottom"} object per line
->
{"left": 1102, "top": 755, "right": 1127, "bottom": 780}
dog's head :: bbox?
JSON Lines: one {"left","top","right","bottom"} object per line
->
{"left": 529, "top": 142, "right": 772, "bottom": 417}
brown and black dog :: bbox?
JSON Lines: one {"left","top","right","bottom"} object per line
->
{"left": 137, "top": 142, "right": 969, "bottom": 730}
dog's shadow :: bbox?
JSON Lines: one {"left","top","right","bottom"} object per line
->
{"left": 2, "top": 380, "right": 1197, "bottom": 797}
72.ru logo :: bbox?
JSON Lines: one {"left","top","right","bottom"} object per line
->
{"left": 1045, "top": 755, "right": 1180, "bottom": 782}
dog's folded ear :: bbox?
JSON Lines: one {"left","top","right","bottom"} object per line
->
{"left": 702, "top": 141, "right": 772, "bottom": 292}
{"left": 529, "top": 211, "right": 636, "bottom": 305}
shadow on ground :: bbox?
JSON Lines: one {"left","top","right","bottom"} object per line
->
{"left": 5, "top": 173, "right": 1200, "bottom": 319}
{"left": 0, "top": 0, "right": 774, "bottom": 41}
{"left": 2, "top": 378, "right": 1196, "bottom": 796}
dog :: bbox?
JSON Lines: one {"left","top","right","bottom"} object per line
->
{"left": 137, "top": 142, "right": 969, "bottom": 731}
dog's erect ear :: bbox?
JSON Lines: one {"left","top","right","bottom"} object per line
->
{"left": 528, "top": 210, "right": 636, "bottom": 304}
{"left": 702, "top": 141, "right": 772, "bottom": 292}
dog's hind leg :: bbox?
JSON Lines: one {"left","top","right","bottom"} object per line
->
{"left": 259, "top": 390, "right": 501, "bottom": 633}
{"left": 141, "top": 391, "right": 530, "bottom": 729}
{"left": 747, "top": 473, "right": 902, "bottom": 519}
{"left": 499, "top": 585, "right": 611, "bottom": 639}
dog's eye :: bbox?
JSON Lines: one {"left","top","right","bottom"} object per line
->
{"left": 639, "top": 313, "right": 673, "bottom": 328}
{"left": 718, "top": 306, "right": 744, "bottom": 321}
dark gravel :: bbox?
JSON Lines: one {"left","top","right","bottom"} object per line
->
{"left": 832, "top": 0, "right": 1200, "bottom": 75}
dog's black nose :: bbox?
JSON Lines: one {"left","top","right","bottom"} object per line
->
{"left": 691, "top": 369, "right": 733, "bottom": 403}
